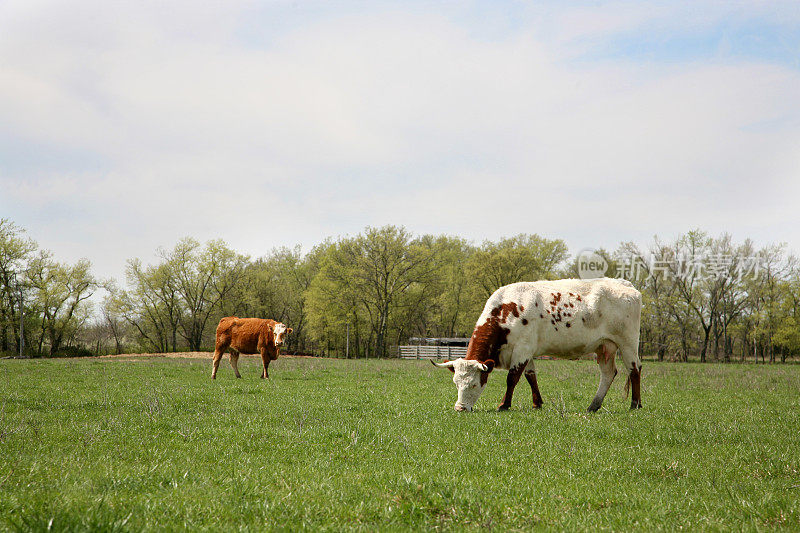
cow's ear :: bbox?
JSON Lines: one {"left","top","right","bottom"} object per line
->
{"left": 482, "top": 359, "right": 496, "bottom": 373}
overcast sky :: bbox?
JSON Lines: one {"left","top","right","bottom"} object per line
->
{"left": 2, "top": 1, "right": 799, "bottom": 284}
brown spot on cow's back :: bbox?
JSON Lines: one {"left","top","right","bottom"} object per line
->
{"left": 490, "top": 302, "right": 521, "bottom": 323}
{"left": 466, "top": 305, "right": 515, "bottom": 363}
{"left": 522, "top": 318, "right": 529, "bottom": 325}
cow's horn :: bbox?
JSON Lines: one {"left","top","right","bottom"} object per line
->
{"left": 433, "top": 360, "right": 456, "bottom": 368}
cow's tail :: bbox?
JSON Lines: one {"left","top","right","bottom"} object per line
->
{"left": 623, "top": 364, "right": 642, "bottom": 398}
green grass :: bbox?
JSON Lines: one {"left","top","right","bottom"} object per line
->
{"left": 1, "top": 356, "right": 799, "bottom": 531}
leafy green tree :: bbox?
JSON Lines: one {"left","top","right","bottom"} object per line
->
{"left": 466, "top": 234, "right": 569, "bottom": 300}
{"left": 115, "top": 259, "right": 183, "bottom": 352}
{"left": 100, "top": 289, "right": 130, "bottom": 355}
{"left": 0, "top": 218, "right": 36, "bottom": 354}
{"left": 27, "top": 252, "right": 98, "bottom": 356}
{"left": 307, "top": 226, "right": 437, "bottom": 358}
{"left": 415, "top": 234, "right": 475, "bottom": 338}
{"left": 615, "top": 240, "right": 679, "bottom": 361}
{"left": 167, "top": 238, "right": 249, "bottom": 351}
{"left": 234, "top": 245, "right": 320, "bottom": 353}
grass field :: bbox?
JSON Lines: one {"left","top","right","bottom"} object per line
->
{"left": 1, "top": 356, "right": 799, "bottom": 531}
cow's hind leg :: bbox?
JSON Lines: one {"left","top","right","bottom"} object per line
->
{"left": 627, "top": 365, "right": 642, "bottom": 409}
{"left": 524, "top": 360, "right": 543, "bottom": 408}
{"left": 212, "top": 352, "right": 222, "bottom": 379}
{"left": 212, "top": 347, "right": 226, "bottom": 380}
{"left": 588, "top": 340, "right": 618, "bottom": 412}
{"left": 498, "top": 362, "right": 526, "bottom": 411}
{"left": 229, "top": 349, "right": 242, "bottom": 379}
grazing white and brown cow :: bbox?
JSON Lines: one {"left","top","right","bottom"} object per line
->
{"left": 211, "top": 317, "right": 292, "bottom": 379}
{"left": 434, "top": 278, "right": 642, "bottom": 412}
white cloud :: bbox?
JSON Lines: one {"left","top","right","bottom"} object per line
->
{"left": 0, "top": 1, "right": 799, "bottom": 287}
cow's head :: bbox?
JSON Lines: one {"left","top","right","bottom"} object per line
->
{"left": 433, "top": 358, "right": 495, "bottom": 411}
{"left": 273, "top": 323, "right": 293, "bottom": 346}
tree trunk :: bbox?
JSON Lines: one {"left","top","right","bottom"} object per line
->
{"left": 0, "top": 310, "right": 7, "bottom": 352}
{"left": 680, "top": 324, "right": 689, "bottom": 362}
{"left": 723, "top": 322, "right": 731, "bottom": 363}
{"left": 700, "top": 327, "right": 710, "bottom": 363}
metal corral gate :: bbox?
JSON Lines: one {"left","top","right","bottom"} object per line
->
{"left": 398, "top": 345, "right": 467, "bottom": 360}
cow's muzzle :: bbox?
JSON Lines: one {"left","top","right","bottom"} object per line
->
{"left": 454, "top": 404, "right": 471, "bottom": 412}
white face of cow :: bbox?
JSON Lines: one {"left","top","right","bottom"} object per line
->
{"left": 273, "top": 323, "right": 292, "bottom": 346}
{"left": 435, "top": 358, "right": 494, "bottom": 412}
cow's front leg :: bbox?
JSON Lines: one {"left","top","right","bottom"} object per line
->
{"left": 524, "top": 361, "right": 543, "bottom": 408}
{"left": 498, "top": 363, "right": 526, "bottom": 410}
{"left": 259, "top": 350, "right": 271, "bottom": 379}
{"left": 588, "top": 341, "right": 618, "bottom": 412}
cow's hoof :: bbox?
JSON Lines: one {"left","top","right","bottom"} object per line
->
{"left": 630, "top": 402, "right": 642, "bottom": 410}
{"left": 497, "top": 405, "right": 510, "bottom": 411}
{"left": 587, "top": 403, "right": 601, "bottom": 413}
{"left": 533, "top": 403, "right": 543, "bottom": 409}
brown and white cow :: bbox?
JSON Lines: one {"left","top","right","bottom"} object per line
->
{"left": 434, "top": 278, "right": 642, "bottom": 412}
{"left": 211, "top": 317, "right": 293, "bottom": 379}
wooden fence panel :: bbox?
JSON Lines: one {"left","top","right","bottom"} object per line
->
{"left": 397, "top": 345, "right": 467, "bottom": 359}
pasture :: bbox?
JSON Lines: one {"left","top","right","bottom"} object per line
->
{"left": 1, "top": 356, "right": 799, "bottom": 531}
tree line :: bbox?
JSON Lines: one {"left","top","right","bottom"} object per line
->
{"left": 1, "top": 218, "right": 798, "bottom": 362}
